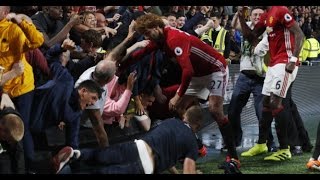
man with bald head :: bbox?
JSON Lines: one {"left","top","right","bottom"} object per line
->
{"left": 95, "top": 12, "right": 107, "bottom": 28}
{"left": 75, "top": 60, "right": 116, "bottom": 147}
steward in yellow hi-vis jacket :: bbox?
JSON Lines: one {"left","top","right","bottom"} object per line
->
{"left": 200, "top": 12, "right": 230, "bottom": 60}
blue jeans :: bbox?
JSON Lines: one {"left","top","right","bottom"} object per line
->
{"left": 228, "top": 72, "right": 273, "bottom": 145}
{"left": 79, "top": 141, "right": 145, "bottom": 174}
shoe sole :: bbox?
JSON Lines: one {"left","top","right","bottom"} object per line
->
{"left": 55, "top": 148, "right": 74, "bottom": 174}
{"left": 241, "top": 150, "right": 268, "bottom": 157}
{"left": 264, "top": 153, "right": 291, "bottom": 161}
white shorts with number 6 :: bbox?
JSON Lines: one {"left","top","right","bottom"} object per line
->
{"left": 262, "top": 63, "right": 298, "bottom": 98}
{"left": 185, "top": 67, "right": 229, "bottom": 100}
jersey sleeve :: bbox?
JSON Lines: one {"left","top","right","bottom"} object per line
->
{"left": 167, "top": 36, "right": 194, "bottom": 97}
{"left": 278, "top": 7, "right": 295, "bottom": 28}
{"left": 128, "top": 41, "right": 158, "bottom": 63}
{"left": 121, "top": 41, "right": 158, "bottom": 69}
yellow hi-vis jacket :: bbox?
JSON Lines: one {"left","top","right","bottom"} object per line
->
{"left": 200, "top": 27, "right": 228, "bottom": 55}
{"left": 299, "top": 38, "right": 320, "bottom": 62}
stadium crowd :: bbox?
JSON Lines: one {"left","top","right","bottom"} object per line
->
{"left": 0, "top": 5, "right": 320, "bottom": 174}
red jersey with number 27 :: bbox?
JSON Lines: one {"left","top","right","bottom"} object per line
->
{"left": 255, "top": 6, "right": 297, "bottom": 67}
{"left": 131, "top": 26, "right": 227, "bottom": 97}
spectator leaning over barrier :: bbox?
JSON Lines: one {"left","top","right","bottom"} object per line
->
{"left": 74, "top": 58, "right": 117, "bottom": 148}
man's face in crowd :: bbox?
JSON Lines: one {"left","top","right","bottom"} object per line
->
{"left": 84, "top": 6, "right": 96, "bottom": 13}
{"left": 167, "top": 15, "right": 177, "bottom": 28}
{"left": 143, "top": 27, "right": 165, "bottom": 44}
{"left": 250, "top": 8, "right": 264, "bottom": 26}
{"left": 47, "top": 6, "right": 63, "bottom": 20}
{"left": 95, "top": 13, "right": 106, "bottom": 27}
{"left": 78, "top": 88, "right": 99, "bottom": 110}
{"left": 176, "top": 16, "right": 186, "bottom": 29}
{"left": 140, "top": 94, "right": 155, "bottom": 108}
{"left": 210, "top": 16, "right": 220, "bottom": 29}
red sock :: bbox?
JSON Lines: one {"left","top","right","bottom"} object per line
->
{"left": 272, "top": 105, "right": 284, "bottom": 117}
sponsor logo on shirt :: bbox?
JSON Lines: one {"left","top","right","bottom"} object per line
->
{"left": 174, "top": 47, "right": 183, "bottom": 56}
{"left": 284, "top": 13, "right": 292, "bottom": 22}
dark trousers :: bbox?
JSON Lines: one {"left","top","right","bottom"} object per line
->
{"left": 228, "top": 72, "right": 274, "bottom": 146}
{"left": 283, "top": 84, "right": 311, "bottom": 149}
{"left": 79, "top": 141, "right": 145, "bottom": 174}
{"left": 312, "top": 121, "right": 320, "bottom": 159}
{"left": 12, "top": 91, "right": 34, "bottom": 169}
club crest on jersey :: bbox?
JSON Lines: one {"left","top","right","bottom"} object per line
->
{"left": 284, "top": 13, "right": 292, "bottom": 22}
{"left": 174, "top": 47, "right": 183, "bottom": 56}
{"left": 269, "top": 16, "right": 273, "bottom": 24}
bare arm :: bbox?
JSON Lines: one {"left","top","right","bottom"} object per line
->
{"left": 42, "top": 15, "right": 81, "bottom": 48}
{"left": 0, "top": 93, "right": 15, "bottom": 110}
{"left": 285, "top": 21, "right": 305, "bottom": 73}
{"left": 87, "top": 109, "right": 109, "bottom": 147}
{"left": 0, "top": 61, "right": 24, "bottom": 86}
{"left": 289, "top": 22, "right": 305, "bottom": 58}
{"left": 231, "top": 12, "right": 242, "bottom": 31}
{"left": 238, "top": 8, "right": 265, "bottom": 46}
{"left": 126, "top": 40, "right": 150, "bottom": 55}
{"left": 183, "top": 157, "right": 196, "bottom": 174}
{"left": 194, "top": 19, "right": 214, "bottom": 36}
{"left": 107, "top": 20, "right": 136, "bottom": 62}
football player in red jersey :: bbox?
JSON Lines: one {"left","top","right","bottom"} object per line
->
{"left": 238, "top": 6, "right": 304, "bottom": 161}
{"left": 120, "top": 13, "right": 241, "bottom": 172}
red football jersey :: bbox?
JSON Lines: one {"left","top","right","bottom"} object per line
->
{"left": 131, "top": 26, "right": 227, "bottom": 96}
{"left": 256, "top": 6, "right": 297, "bottom": 67}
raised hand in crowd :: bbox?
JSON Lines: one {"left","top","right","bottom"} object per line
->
{"left": 68, "top": 14, "right": 83, "bottom": 26}
{"left": 61, "top": 38, "right": 76, "bottom": 51}
{"left": 126, "top": 71, "right": 137, "bottom": 92}
{"left": 127, "top": 20, "right": 137, "bottom": 40}
{"left": 103, "top": 26, "right": 117, "bottom": 38}
{"left": 112, "top": 13, "right": 121, "bottom": 22}
{"left": 126, "top": 40, "right": 150, "bottom": 55}
{"left": 0, "top": 93, "right": 15, "bottom": 110}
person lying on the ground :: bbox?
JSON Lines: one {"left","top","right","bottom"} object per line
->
{"left": 53, "top": 105, "right": 204, "bottom": 174}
